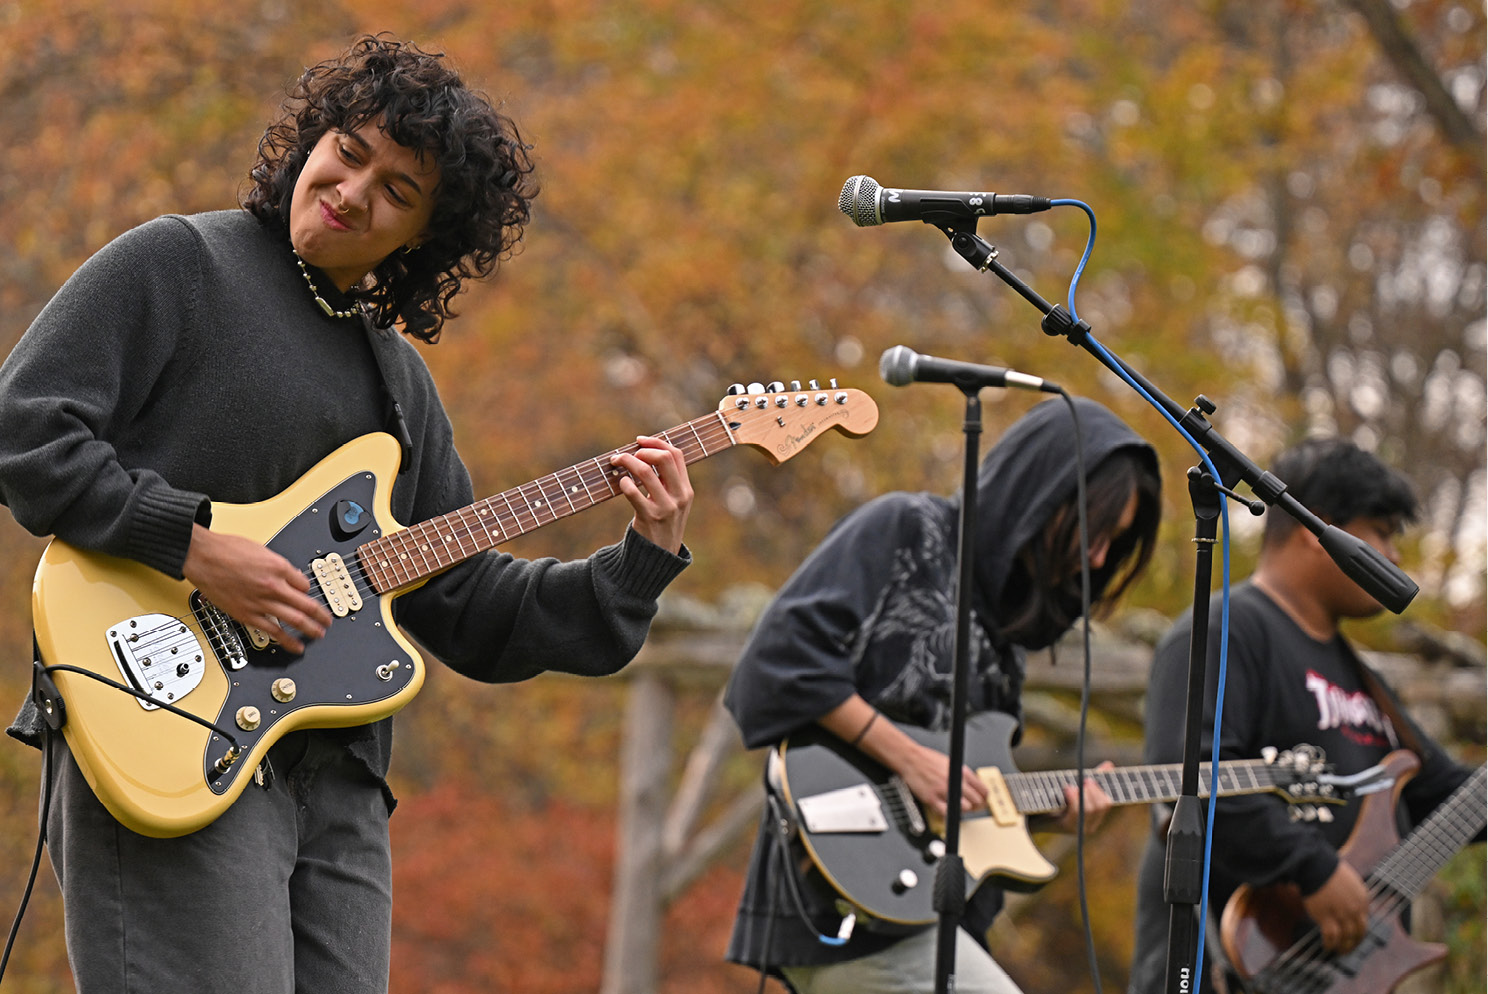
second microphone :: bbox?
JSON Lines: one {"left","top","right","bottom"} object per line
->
{"left": 879, "top": 346, "right": 1060, "bottom": 394}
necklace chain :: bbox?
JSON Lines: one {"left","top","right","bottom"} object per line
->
{"left": 292, "top": 249, "right": 360, "bottom": 319}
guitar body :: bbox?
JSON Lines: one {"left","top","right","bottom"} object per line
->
{"left": 1221, "top": 750, "right": 1446, "bottom": 994}
{"left": 35, "top": 433, "right": 423, "bottom": 838}
{"left": 776, "top": 711, "right": 1049, "bottom": 929}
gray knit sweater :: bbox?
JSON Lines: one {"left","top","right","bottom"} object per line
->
{"left": 0, "top": 210, "right": 688, "bottom": 789}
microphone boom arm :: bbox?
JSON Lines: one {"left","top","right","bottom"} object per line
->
{"left": 944, "top": 228, "right": 1418, "bottom": 613}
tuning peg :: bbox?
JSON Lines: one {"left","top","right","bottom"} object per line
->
{"left": 809, "top": 379, "right": 820, "bottom": 390}
{"left": 727, "top": 383, "right": 747, "bottom": 396}
{"left": 747, "top": 382, "right": 766, "bottom": 395}
{"left": 766, "top": 380, "right": 785, "bottom": 393}
{"left": 1262, "top": 746, "right": 1279, "bottom": 764}
{"left": 1315, "top": 807, "right": 1333, "bottom": 822}
{"left": 790, "top": 380, "right": 802, "bottom": 391}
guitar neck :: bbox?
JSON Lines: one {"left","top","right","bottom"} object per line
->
{"left": 357, "top": 410, "right": 736, "bottom": 593}
{"left": 1371, "top": 765, "right": 1486, "bottom": 899}
{"left": 1002, "top": 760, "right": 1295, "bottom": 816}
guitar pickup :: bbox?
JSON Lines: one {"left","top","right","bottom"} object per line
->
{"left": 796, "top": 785, "right": 888, "bottom": 834}
{"left": 311, "top": 553, "right": 363, "bottom": 617}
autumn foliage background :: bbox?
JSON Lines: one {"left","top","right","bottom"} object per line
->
{"left": 0, "top": 1, "right": 1484, "bottom": 991}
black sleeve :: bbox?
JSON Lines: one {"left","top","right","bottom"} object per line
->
{"left": 0, "top": 218, "right": 211, "bottom": 577}
{"left": 724, "top": 496, "right": 916, "bottom": 749}
{"left": 383, "top": 363, "right": 689, "bottom": 685}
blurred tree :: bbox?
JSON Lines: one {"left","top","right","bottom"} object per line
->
{"left": 0, "top": 1, "right": 1481, "bottom": 991}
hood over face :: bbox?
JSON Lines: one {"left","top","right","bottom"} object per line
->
{"left": 969, "top": 396, "right": 1159, "bottom": 647}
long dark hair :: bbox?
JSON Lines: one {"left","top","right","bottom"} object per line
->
{"left": 243, "top": 34, "right": 538, "bottom": 342}
{"left": 1000, "top": 448, "right": 1162, "bottom": 644}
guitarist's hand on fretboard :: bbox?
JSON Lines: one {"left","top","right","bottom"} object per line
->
{"left": 610, "top": 435, "right": 693, "bottom": 554}
{"left": 1035, "top": 760, "right": 1117, "bottom": 835}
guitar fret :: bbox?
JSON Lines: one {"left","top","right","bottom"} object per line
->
{"left": 410, "top": 521, "right": 441, "bottom": 572}
{"left": 552, "top": 466, "right": 584, "bottom": 515}
{"left": 594, "top": 456, "right": 624, "bottom": 498}
{"left": 1374, "top": 767, "right": 1485, "bottom": 896}
{"left": 472, "top": 500, "right": 507, "bottom": 543}
{"left": 687, "top": 421, "right": 708, "bottom": 457}
{"left": 570, "top": 463, "right": 599, "bottom": 506}
{"left": 535, "top": 473, "right": 572, "bottom": 518}
{"left": 498, "top": 491, "right": 536, "bottom": 536}
{"left": 518, "top": 480, "right": 556, "bottom": 526}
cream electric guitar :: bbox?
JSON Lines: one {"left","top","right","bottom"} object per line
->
{"left": 772, "top": 711, "right": 1369, "bottom": 930}
{"left": 33, "top": 385, "right": 878, "bottom": 838}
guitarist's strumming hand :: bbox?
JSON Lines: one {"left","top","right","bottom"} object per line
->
{"left": 183, "top": 524, "right": 334, "bottom": 655}
{"left": 1301, "top": 861, "right": 1371, "bottom": 953}
{"left": 612, "top": 435, "right": 693, "bottom": 555}
{"left": 819, "top": 695, "right": 989, "bottom": 817}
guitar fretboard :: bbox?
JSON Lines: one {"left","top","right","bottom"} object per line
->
{"left": 356, "top": 410, "right": 737, "bottom": 593}
{"left": 1372, "top": 765, "right": 1486, "bottom": 899}
{"left": 1003, "top": 760, "right": 1295, "bottom": 815}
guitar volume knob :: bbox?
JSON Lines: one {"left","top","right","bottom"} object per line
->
{"left": 235, "top": 706, "right": 261, "bottom": 731}
{"left": 892, "top": 869, "right": 918, "bottom": 893}
{"left": 925, "top": 839, "right": 946, "bottom": 862}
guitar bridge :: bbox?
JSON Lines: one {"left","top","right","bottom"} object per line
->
{"left": 106, "top": 613, "right": 207, "bottom": 711}
{"left": 190, "top": 592, "right": 249, "bottom": 671}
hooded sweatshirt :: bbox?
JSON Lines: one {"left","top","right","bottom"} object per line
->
{"left": 724, "top": 396, "right": 1158, "bottom": 972}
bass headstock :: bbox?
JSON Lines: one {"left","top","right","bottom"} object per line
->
{"left": 719, "top": 380, "right": 879, "bottom": 465}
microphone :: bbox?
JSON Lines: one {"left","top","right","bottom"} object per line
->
{"left": 839, "top": 175, "right": 1052, "bottom": 228}
{"left": 879, "top": 346, "right": 1059, "bottom": 393}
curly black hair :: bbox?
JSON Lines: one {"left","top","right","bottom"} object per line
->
{"left": 243, "top": 34, "right": 538, "bottom": 343}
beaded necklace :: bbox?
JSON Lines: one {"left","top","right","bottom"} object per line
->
{"left": 292, "top": 248, "right": 361, "bottom": 319}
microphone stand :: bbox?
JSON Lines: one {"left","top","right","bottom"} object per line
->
{"left": 931, "top": 223, "right": 1418, "bottom": 993}
{"left": 933, "top": 384, "right": 983, "bottom": 994}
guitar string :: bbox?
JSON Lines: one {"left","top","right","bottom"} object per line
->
{"left": 307, "top": 416, "right": 737, "bottom": 597}
{"left": 1256, "top": 769, "right": 1486, "bottom": 990}
{"left": 1003, "top": 761, "right": 1279, "bottom": 812}
{"left": 104, "top": 414, "right": 747, "bottom": 657}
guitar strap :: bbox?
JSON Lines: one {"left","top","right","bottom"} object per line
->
{"left": 1345, "top": 645, "right": 1425, "bottom": 758}
{"left": 358, "top": 312, "right": 415, "bottom": 475}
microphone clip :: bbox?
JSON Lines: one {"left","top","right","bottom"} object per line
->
{"left": 1040, "top": 305, "right": 1093, "bottom": 347}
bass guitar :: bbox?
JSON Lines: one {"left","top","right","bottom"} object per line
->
{"left": 771, "top": 710, "right": 1369, "bottom": 929}
{"left": 34, "top": 385, "right": 878, "bottom": 838}
{"left": 1221, "top": 753, "right": 1486, "bottom": 993}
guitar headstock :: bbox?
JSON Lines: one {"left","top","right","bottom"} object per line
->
{"left": 1259, "top": 744, "right": 1348, "bottom": 813}
{"left": 719, "top": 381, "right": 879, "bottom": 465}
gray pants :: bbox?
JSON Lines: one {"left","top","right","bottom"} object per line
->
{"left": 783, "top": 927, "right": 1025, "bottom": 994}
{"left": 45, "top": 729, "right": 393, "bottom": 994}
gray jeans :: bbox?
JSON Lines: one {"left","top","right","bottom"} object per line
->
{"left": 783, "top": 927, "right": 1025, "bottom": 994}
{"left": 45, "top": 729, "right": 393, "bottom": 994}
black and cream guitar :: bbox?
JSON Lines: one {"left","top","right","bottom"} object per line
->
{"left": 33, "top": 385, "right": 878, "bottom": 838}
{"left": 770, "top": 710, "right": 1375, "bottom": 929}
